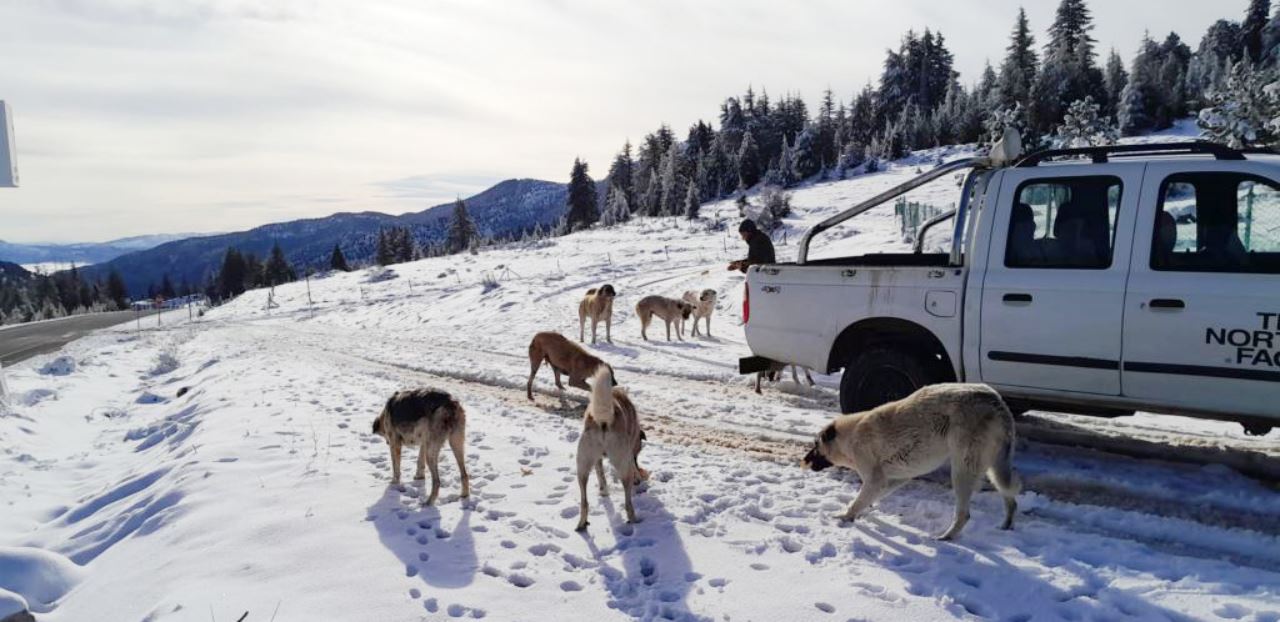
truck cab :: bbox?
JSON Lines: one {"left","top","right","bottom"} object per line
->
{"left": 742, "top": 141, "right": 1280, "bottom": 435}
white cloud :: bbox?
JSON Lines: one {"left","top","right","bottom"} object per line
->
{"left": 0, "top": 0, "right": 1239, "bottom": 242}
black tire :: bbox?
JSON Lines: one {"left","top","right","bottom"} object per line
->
{"left": 839, "top": 347, "right": 939, "bottom": 414}
{"left": 1242, "top": 422, "right": 1273, "bottom": 437}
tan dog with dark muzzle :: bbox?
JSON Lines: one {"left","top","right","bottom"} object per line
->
{"left": 681, "top": 289, "right": 717, "bottom": 337}
{"left": 635, "top": 295, "right": 693, "bottom": 341}
{"left": 803, "top": 383, "right": 1021, "bottom": 540}
{"left": 579, "top": 284, "right": 617, "bottom": 344}
{"left": 575, "top": 366, "right": 646, "bottom": 531}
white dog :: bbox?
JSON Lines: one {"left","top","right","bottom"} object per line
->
{"left": 682, "top": 289, "right": 717, "bottom": 337}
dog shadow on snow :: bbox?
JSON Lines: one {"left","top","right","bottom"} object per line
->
{"left": 577, "top": 485, "right": 711, "bottom": 622}
{"left": 369, "top": 484, "right": 477, "bottom": 589}
{"left": 853, "top": 511, "right": 1197, "bottom": 622}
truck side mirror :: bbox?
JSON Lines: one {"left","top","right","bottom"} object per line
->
{"left": 1, "top": 100, "right": 17, "bottom": 188}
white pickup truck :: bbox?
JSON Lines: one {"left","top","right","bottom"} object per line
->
{"left": 741, "top": 139, "right": 1280, "bottom": 435}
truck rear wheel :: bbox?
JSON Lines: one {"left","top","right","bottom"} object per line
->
{"left": 839, "top": 347, "right": 938, "bottom": 413}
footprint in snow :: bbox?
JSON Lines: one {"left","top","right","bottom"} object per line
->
{"left": 560, "top": 581, "right": 583, "bottom": 592}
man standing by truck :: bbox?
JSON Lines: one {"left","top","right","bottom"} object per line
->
{"left": 728, "top": 219, "right": 775, "bottom": 273}
{"left": 728, "top": 219, "right": 775, "bottom": 323}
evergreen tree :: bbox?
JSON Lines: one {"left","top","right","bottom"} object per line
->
{"left": 791, "top": 125, "right": 820, "bottom": 179}
{"left": 683, "top": 182, "right": 701, "bottom": 220}
{"left": 1243, "top": 0, "right": 1272, "bottom": 63}
{"left": 264, "top": 242, "right": 294, "bottom": 286}
{"left": 641, "top": 169, "right": 662, "bottom": 216}
{"left": 218, "top": 248, "right": 248, "bottom": 299}
{"left": 1054, "top": 96, "right": 1118, "bottom": 147}
{"left": 329, "top": 244, "right": 350, "bottom": 272}
{"left": 998, "top": 8, "right": 1039, "bottom": 110}
{"left": 658, "top": 142, "right": 685, "bottom": 216}
{"left": 375, "top": 229, "right": 394, "bottom": 266}
{"left": 601, "top": 185, "right": 631, "bottom": 227}
{"left": 1030, "top": 0, "right": 1105, "bottom": 133}
{"left": 605, "top": 141, "right": 635, "bottom": 206}
{"left": 1103, "top": 49, "right": 1129, "bottom": 116}
{"left": 1118, "top": 35, "right": 1162, "bottom": 135}
{"left": 737, "top": 131, "right": 761, "bottom": 189}
{"left": 446, "top": 198, "right": 479, "bottom": 254}
{"left": 160, "top": 274, "right": 176, "bottom": 299}
{"left": 1198, "top": 60, "right": 1280, "bottom": 148}
{"left": 106, "top": 269, "right": 128, "bottom": 308}
{"left": 564, "top": 158, "right": 599, "bottom": 230}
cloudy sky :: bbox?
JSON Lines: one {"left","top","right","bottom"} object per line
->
{"left": 0, "top": 0, "right": 1236, "bottom": 243}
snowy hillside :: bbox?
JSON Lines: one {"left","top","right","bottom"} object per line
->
{"left": 3, "top": 137, "right": 1279, "bottom": 621}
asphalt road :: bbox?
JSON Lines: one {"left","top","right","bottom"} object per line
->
{"left": 0, "top": 310, "right": 138, "bottom": 366}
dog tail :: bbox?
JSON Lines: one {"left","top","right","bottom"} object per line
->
{"left": 587, "top": 365, "right": 615, "bottom": 427}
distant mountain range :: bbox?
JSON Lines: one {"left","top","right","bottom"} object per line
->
{"left": 81, "top": 178, "right": 570, "bottom": 297}
{"left": 0, "top": 233, "right": 202, "bottom": 267}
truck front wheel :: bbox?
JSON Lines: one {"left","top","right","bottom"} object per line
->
{"left": 839, "top": 347, "right": 938, "bottom": 413}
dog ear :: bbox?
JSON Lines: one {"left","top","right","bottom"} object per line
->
{"left": 820, "top": 424, "right": 837, "bottom": 444}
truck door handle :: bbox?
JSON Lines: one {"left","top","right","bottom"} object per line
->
{"left": 1149, "top": 298, "right": 1185, "bottom": 310}
{"left": 1002, "top": 293, "right": 1033, "bottom": 303}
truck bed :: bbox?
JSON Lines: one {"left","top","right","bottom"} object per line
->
{"left": 787, "top": 252, "right": 953, "bottom": 268}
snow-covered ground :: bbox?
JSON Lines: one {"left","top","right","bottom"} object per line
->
{"left": 3, "top": 131, "right": 1279, "bottom": 622}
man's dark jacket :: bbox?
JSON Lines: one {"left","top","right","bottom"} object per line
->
{"left": 740, "top": 231, "right": 776, "bottom": 271}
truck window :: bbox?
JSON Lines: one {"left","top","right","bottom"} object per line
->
{"left": 1005, "top": 176, "right": 1122, "bottom": 269}
{"left": 1151, "top": 173, "right": 1280, "bottom": 274}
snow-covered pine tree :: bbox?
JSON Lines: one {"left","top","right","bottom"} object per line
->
{"left": 1030, "top": 0, "right": 1105, "bottom": 134}
{"left": 791, "top": 126, "right": 820, "bottom": 180}
{"left": 1103, "top": 49, "right": 1129, "bottom": 116}
{"left": 658, "top": 142, "right": 685, "bottom": 216}
{"left": 683, "top": 182, "right": 700, "bottom": 220}
{"left": 606, "top": 141, "right": 635, "bottom": 207}
{"left": 1243, "top": 0, "right": 1272, "bottom": 64}
{"left": 642, "top": 169, "right": 662, "bottom": 216}
{"left": 329, "top": 244, "right": 350, "bottom": 272}
{"left": 737, "top": 132, "right": 761, "bottom": 190}
{"left": 601, "top": 185, "right": 630, "bottom": 227}
{"left": 265, "top": 242, "right": 295, "bottom": 286}
{"left": 998, "top": 7, "right": 1039, "bottom": 111}
{"left": 1198, "top": 60, "right": 1280, "bottom": 148}
{"left": 446, "top": 198, "right": 479, "bottom": 254}
{"left": 1118, "top": 35, "right": 1161, "bottom": 136}
{"left": 564, "top": 158, "right": 599, "bottom": 231}
{"left": 1054, "top": 96, "right": 1118, "bottom": 147}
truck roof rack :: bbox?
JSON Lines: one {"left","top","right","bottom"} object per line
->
{"left": 1014, "top": 142, "right": 1273, "bottom": 167}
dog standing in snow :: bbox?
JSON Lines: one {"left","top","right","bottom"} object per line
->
{"left": 803, "top": 383, "right": 1021, "bottom": 540}
{"left": 755, "top": 361, "right": 816, "bottom": 394}
{"left": 575, "top": 366, "right": 646, "bottom": 531}
{"left": 635, "top": 295, "right": 693, "bottom": 341}
{"left": 681, "top": 289, "right": 717, "bottom": 337}
{"left": 527, "top": 331, "right": 615, "bottom": 400}
{"left": 578, "top": 284, "right": 617, "bottom": 344}
{"left": 372, "top": 389, "right": 471, "bottom": 505}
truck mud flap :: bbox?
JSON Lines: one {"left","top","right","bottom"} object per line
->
{"left": 739, "top": 356, "right": 777, "bottom": 375}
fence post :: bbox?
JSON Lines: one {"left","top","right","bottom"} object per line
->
{"left": 0, "top": 360, "right": 9, "bottom": 414}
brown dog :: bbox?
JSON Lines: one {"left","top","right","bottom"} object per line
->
{"left": 372, "top": 389, "right": 471, "bottom": 505}
{"left": 635, "top": 295, "right": 694, "bottom": 341}
{"left": 755, "top": 362, "right": 816, "bottom": 394}
{"left": 579, "top": 284, "right": 617, "bottom": 344}
{"left": 527, "top": 331, "right": 615, "bottom": 400}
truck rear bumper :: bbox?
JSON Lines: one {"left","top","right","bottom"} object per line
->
{"left": 739, "top": 356, "right": 777, "bottom": 375}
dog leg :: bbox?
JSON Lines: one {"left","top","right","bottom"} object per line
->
{"left": 527, "top": 357, "right": 541, "bottom": 401}
{"left": 591, "top": 319, "right": 598, "bottom": 344}
{"left": 596, "top": 459, "right": 608, "bottom": 495}
{"left": 450, "top": 426, "right": 470, "bottom": 499}
{"left": 622, "top": 473, "right": 637, "bottom": 524}
{"left": 836, "top": 469, "right": 896, "bottom": 522}
{"left": 569, "top": 374, "right": 590, "bottom": 392}
{"left": 706, "top": 314, "right": 711, "bottom": 337}
{"left": 390, "top": 437, "right": 403, "bottom": 485}
{"left": 424, "top": 442, "right": 444, "bottom": 506}
{"left": 987, "top": 445, "right": 1021, "bottom": 531}
{"left": 606, "top": 316, "right": 613, "bottom": 344}
{"left": 414, "top": 441, "right": 427, "bottom": 481}
{"left": 579, "top": 315, "right": 586, "bottom": 342}
{"left": 755, "top": 372, "right": 763, "bottom": 394}
{"left": 665, "top": 320, "right": 671, "bottom": 341}
{"left": 553, "top": 367, "right": 565, "bottom": 390}
{"left": 790, "top": 365, "right": 800, "bottom": 384}
{"left": 938, "top": 465, "right": 980, "bottom": 540}
{"left": 804, "top": 368, "right": 816, "bottom": 386}
{"left": 575, "top": 440, "right": 595, "bottom": 531}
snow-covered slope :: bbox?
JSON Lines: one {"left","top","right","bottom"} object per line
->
{"left": 2, "top": 131, "right": 1278, "bottom": 622}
